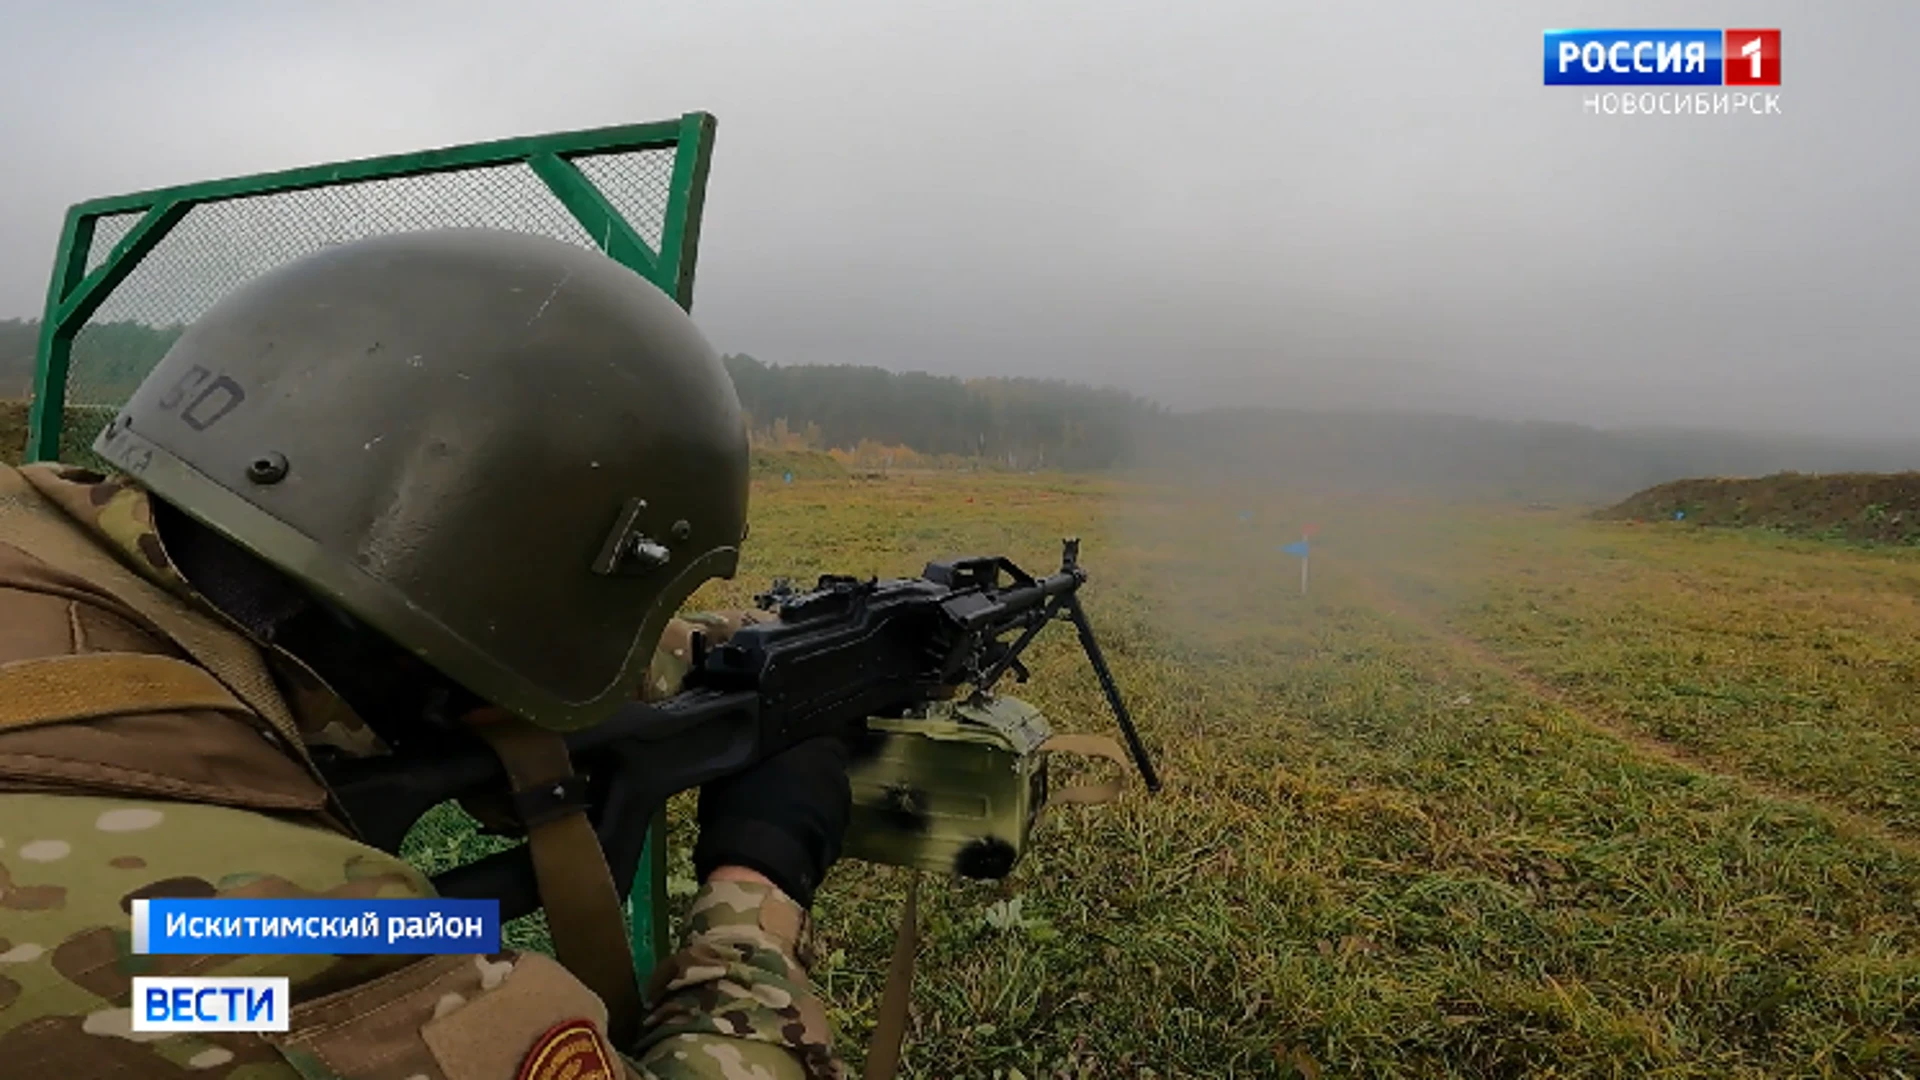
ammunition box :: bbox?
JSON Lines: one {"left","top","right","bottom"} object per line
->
{"left": 843, "top": 695, "right": 1053, "bottom": 879}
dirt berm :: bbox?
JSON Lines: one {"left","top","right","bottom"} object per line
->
{"left": 1599, "top": 472, "right": 1920, "bottom": 545}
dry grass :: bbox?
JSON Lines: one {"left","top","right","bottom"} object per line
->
{"left": 0, "top": 398, "right": 26, "bottom": 465}
{"left": 308, "top": 470, "right": 1920, "bottom": 1076}
{"left": 0, "top": 400, "right": 121, "bottom": 469}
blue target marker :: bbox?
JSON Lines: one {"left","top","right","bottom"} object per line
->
{"left": 1280, "top": 537, "right": 1311, "bottom": 594}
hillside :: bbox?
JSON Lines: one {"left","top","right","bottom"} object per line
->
{"left": 731, "top": 357, "right": 1920, "bottom": 500}
{"left": 1600, "top": 472, "right": 1920, "bottom": 544}
{"left": 1139, "top": 409, "right": 1920, "bottom": 503}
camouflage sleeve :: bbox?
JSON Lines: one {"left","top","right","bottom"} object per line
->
{"left": 629, "top": 611, "right": 844, "bottom": 1079}
{"left": 627, "top": 880, "right": 844, "bottom": 1080}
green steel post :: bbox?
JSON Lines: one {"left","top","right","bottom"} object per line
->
{"left": 51, "top": 201, "right": 189, "bottom": 328}
{"left": 26, "top": 209, "right": 96, "bottom": 462}
{"left": 627, "top": 814, "right": 671, "bottom": 981}
{"left": 32, "top": 200, "right": 189, "bottom": 463}
{"left": 656, "top": 112, "right": 717, "bottom": 311}
{"left": 528, "top": 154, "right": 660, "bottom": 278}
{"left": 617, "top": 113, "right": 718, "bottom": 977}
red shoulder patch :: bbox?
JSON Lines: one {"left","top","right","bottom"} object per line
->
{"left": 516, "top": 1018, "right": 618, "bottom": 1080}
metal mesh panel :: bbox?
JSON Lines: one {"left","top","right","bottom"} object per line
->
{"left": 56, "top": 154, "right": 677, "bottom": 467}
{"left": 84, "top": 213, "right": 143, "bottom": 276}
{"left": 572, "top": 149, "right": 676, "bottom": 249}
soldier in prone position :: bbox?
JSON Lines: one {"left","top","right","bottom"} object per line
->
{"left": 0, "top": 229, "right": 851, "bottom": 1078}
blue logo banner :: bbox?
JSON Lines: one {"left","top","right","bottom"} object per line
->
{"left": 132, "top": 898, "right": 502, "bottom": 955}
{"left": 1544, "top": 30, "right": 1723, "bottom": 85}
{"left": 132, "top": 977, "right": 290, "bottom": 1032}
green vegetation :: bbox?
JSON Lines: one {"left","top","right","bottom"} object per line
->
{"left": 0, "top": 317, "right": 183, "bottom": 405}
{"left": 0, "top": 318, "right": 33, "bottom": 398}
{"left": 750, "top": 446, "right": 846, "bottom": 479}
{"left": 0, "top": 399, "right": 23, "bottom": 465}
{"left": 724, "top": 353, "right": 1163, "bottom": 471}
{"left": 1603, "top": 473, "right": 1920, "bottom": 546}
{"left": 0, "top": 397, "right": 121, "bottom": 470}
{"left": 1, "top": 317, "right": 182, "bottom": 468}
{"left": 404, "top": 471, "right": 1919, "bottom": 1077}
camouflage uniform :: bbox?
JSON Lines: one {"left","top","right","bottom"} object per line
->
{"left": 0, "top": 462, "right": 842, "bottom": 1080}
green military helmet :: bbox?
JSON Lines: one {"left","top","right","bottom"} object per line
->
{"left": 93, "top": 228, "right": 750, "bottom": 731}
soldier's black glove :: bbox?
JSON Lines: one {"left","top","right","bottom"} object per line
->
{"left": 691, "top": 736, "right": 852, "bottom": 909}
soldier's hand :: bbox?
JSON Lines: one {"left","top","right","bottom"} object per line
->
{"left": 692, "top": 736, "right": 851, "bottom": 909}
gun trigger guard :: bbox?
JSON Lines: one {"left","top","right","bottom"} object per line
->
{"left": 511, "top": 774, "right": 591, "bottom": 829}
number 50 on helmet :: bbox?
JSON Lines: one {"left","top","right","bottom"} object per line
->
{"left": 94, "top": 228, "right": 751, "bottom": 731}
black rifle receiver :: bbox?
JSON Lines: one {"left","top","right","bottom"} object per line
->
{"left": 320, "top": 539, "right": 1158, "bottom": 920}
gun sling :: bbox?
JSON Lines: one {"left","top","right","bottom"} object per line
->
{"left": 464, "top": 707, "right": 647, "bottom": 1050}
{"left": 861, "top": 732, "right": 1127, "bottom": 1079}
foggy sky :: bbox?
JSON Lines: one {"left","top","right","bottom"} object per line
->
{"left": 1, "top": 0, "right": 1911, "bottom": 438}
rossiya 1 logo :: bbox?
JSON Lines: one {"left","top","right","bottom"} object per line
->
{"left": 1543, "top": 29, "right": 1781, "bottom": 116}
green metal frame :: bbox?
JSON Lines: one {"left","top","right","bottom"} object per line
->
{"left": 25, "top": 111, "right": 719, "bottom": 980}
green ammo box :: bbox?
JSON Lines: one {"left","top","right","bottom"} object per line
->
{"left": 843, "top": 695, "right": 1054, "bottom": 880}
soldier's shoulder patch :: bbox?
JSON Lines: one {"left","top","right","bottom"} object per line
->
{"left": 516, "top": 1018, "right": 617, "bottom": 1080}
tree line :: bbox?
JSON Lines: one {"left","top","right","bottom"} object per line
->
{"left": 722, "top": 354, "right": 1163, "bottom": 471}
{"left": 0, "top": 317, "right": 184, "bottom": 402}
{"left": 7, "top": 319, "right": 1918, "bottom": 500}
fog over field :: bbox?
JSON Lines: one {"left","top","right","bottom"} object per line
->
{"left": 0, "top": 0, "right": 1911, "bottom": 439}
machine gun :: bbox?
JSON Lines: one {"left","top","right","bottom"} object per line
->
{"left": 321, "top": 538, "right": 1160, "bottom": 921}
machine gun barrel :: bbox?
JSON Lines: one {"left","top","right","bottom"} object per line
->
{"left": 953, "top": 568, "right": 1081, "bottom": 632}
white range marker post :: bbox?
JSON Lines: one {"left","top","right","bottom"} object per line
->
{"left": 1282, "top": 534, "right": 1312, "bottom": 595}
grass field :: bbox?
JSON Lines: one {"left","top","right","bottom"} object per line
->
{"left": 402, "top": 470, "right": 1920, "bottom": 1079}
